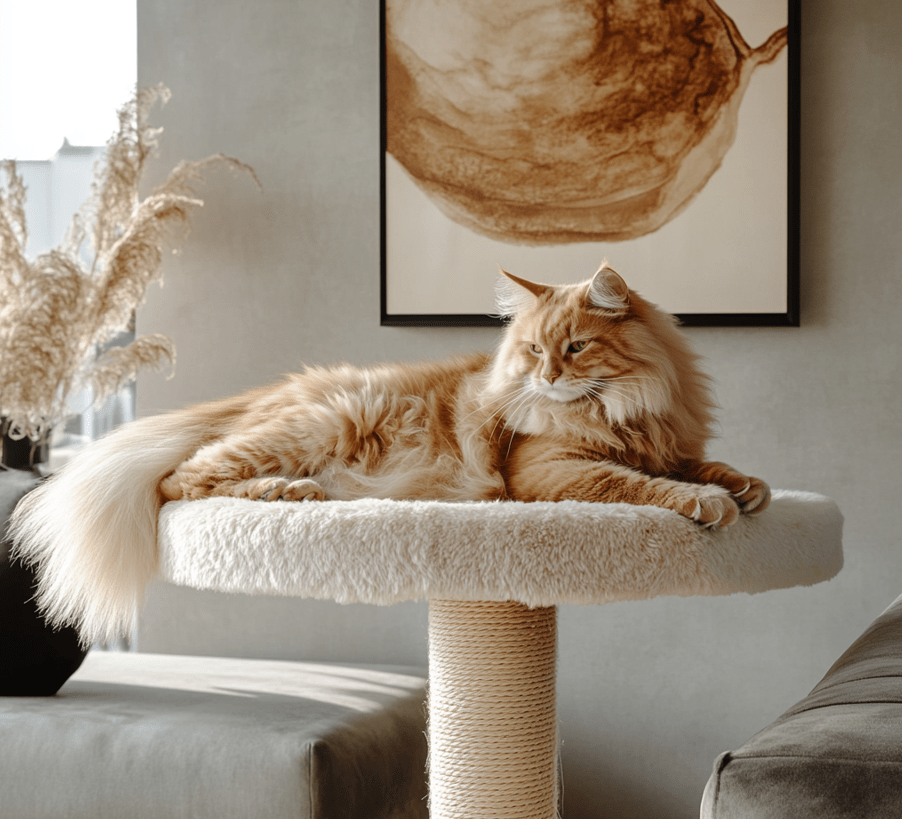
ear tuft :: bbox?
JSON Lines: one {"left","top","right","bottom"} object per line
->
{"left": 587, "top": 261, "right": 630, "bottom": 314}
{"left": 494, "top": 266, "right": 552, "bottom": 317}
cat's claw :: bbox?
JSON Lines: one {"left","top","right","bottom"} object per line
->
{"left": 256, "top": 478, "right": 325, "bottom": 502}
{"left": 733, "top": 477, "right": 770, "bottom": 516}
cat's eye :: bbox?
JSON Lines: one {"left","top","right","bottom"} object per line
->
{"left": 568, "top": 340, "right": 588, "bottom": 353}
{"left": 528, "top": 344, "right": 542, "bottom": 355}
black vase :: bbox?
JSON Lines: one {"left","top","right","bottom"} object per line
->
{"left": 0, "top": 447, "right": 89, "bottom": 696}
{"left": 0, "top": 421, "right": 50, "bottom": 471}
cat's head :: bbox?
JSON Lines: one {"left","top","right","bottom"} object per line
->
{"left": 490, "top": 262, "right": 712, "bottom": 429}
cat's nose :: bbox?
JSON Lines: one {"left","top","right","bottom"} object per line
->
{"left": 543, "top": 371, "right": 561, "bottom": 384}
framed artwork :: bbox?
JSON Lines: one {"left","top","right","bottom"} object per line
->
{"left": 381, "top": 0, "right": 800, "bottom": 327}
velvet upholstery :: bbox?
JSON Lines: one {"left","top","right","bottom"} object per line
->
{"left": 0, "top": 651, "right": 428, "bottom": 819}
{"left": 702, "top": 592, "right": 902, "bottom": 817}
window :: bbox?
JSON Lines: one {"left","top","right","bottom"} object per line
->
{"left": 1, "top": 0, "right": 137, "bottom": 469}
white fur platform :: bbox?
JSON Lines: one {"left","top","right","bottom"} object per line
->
{"left": 157, "top": 490, "right": 843, "bottom": 606}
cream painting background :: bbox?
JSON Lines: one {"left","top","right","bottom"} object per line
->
{"left": 386, "top": 0, "right": 788, "bottom": 317}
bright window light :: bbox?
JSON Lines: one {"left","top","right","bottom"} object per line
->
{"left": 0, "top": 0, "right": 136, "bottom": 160}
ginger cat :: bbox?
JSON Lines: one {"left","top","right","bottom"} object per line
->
{"left": 11, "top": 263, "right": 769, "bottom": 644}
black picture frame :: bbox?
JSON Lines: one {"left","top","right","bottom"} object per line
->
{"left": 381, "top": 1, "right": 800, "bottom": 328}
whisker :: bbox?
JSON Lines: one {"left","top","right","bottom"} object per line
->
{"left": 598, "top": 387, "right": 644, "bottom": 407}
{"left": 465, "top": 385, "right": 524, "bottom": 427}
{"left": 581, "top": 381, "right": 646, "bottom": 416}
{"left": 488, "top": 384, "right": 536, "bottom": 436}
{"left": 482, "top": 386, "right": 533, "bottom": 438}
{"left": 460, "top": 388, "right": 518, "bottom": 424}
{"left": 502, "top": 393, "right": 541, "bottom": 459}
{"left": 495, "top": 388, "right": 538, "bottom": 439}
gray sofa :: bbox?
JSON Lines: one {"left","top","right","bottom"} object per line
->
{"left": 0, "top": 652, "right": 428, "bottom": 819}
{"left": 702, "top": 592, "right": 902, "bottom": 817}
{"left": 0, "top": 469, "right": 429, "bottom": 818}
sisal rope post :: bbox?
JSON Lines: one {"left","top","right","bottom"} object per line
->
{"left": 428, "top": 599, "right": 558, "bottom": 819}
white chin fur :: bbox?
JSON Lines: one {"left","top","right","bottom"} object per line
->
{"left": 533, "top": 381, "right": 584, "bottom": 403}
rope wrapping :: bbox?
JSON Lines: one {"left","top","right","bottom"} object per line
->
{"left": 428, "top": 600, "right": 558, "bottom": 819}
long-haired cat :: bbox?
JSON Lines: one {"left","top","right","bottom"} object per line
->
{"left": 10, "top": 263, "right": 769, "bottom": 644}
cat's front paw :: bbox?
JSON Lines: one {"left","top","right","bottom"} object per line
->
{"left": 709, "top": 470, "right": 770, "bottom": 516}
{"left": 257, "top": 477, "right": 325, "bottom": 502}
{"left": 686, "top": 463, "right": 771, "bottom": 518}
{"left": 280, "top": 479, "right": 326, "bottom": 502}
{"left": 242, "top": 477, "right": 326, "bottom": 502}
{"left": 668, "top": 484, "right": 740, "bottom": 529}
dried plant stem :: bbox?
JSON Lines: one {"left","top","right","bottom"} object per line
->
{"left": 0, "top": 85, "right": 257, "bottom": 442}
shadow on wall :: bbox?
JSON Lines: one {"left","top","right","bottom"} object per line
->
{"left": 562, "top": 749, "right": 688, "bottom": 818}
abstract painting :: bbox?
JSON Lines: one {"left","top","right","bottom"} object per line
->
{"left": 381, "top": 0, "right": 799, "bottom": 326}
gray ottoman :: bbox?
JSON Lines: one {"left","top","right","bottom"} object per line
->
{"left": 702, "top": 592, "right": 902, "bottom": 818}
{"left": 0, "top": 651, "right": 428, "bottom": 819}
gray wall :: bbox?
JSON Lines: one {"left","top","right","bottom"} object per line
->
{"left": 136, "top": 2, "right": 902, "bottom": 816}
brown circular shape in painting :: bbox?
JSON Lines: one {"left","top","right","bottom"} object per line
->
{"left": 386, "top": 0, "right": 787, "bottom": 245}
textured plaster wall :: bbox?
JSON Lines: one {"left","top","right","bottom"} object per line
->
{"left": 136, "top": 1, "right": 902, "bottom": 816}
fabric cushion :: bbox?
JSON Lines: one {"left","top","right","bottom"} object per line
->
{"left": 158, "top": 490, "right": 844, "bottom": 607}
{"left": 0, "top": 651, "right": 428, "bottom": 819}
{"left": 701, "top": 592, "right": 902, "bottom": 818}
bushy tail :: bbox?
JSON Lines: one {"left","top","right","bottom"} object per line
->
{"left": 9, "top": 395, "right": 248, "bottom": 646}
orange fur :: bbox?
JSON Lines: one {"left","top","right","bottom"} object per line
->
{"left": 491, "top": 263, "right": 769, "bottom": 525}
{"left": 159, "top": 354, "right": 508, "bottom": 504}
{"left": 160, "top": 263, "right": 768, "bottom": 525}
{"left": 9, "top": 263, "right": 769, "bottom": 643}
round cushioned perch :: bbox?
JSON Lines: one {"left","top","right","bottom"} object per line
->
{"left": 158, "top": 490, "right": 843, "bottom": 819}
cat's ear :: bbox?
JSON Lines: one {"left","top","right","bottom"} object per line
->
{"left": 586, "top": 260, "right": 630, "bottom": 314}
{"left": 495, "top": 266, "right": 552, "bottom": 316}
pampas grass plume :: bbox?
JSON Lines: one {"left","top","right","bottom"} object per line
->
{"left": 0, "top": 84, "right": 258, "bottom": 443}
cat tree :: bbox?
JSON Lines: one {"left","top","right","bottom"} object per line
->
{"left": 157, "top": 491, "right": 843, "bottom": 819}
